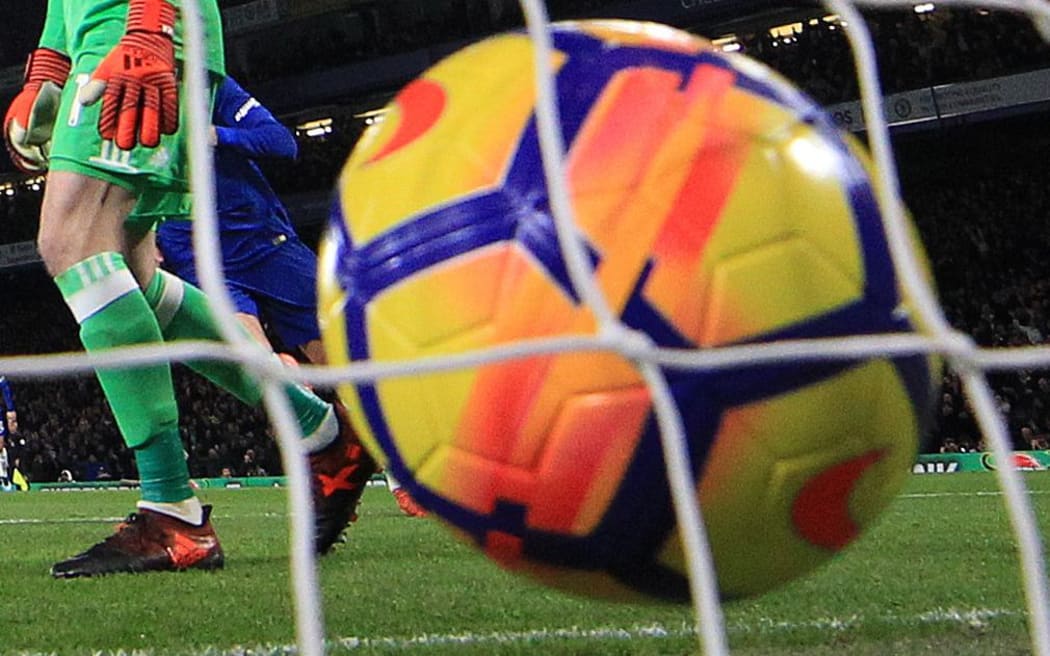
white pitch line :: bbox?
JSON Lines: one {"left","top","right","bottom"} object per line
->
{"left": 0, "top": 512, "right": 288, "bottom": 526}
{"left": 2, "top": 607, "right": 1022, "bottom": 656}
{"left": 0, "top": 516, "right": 127, "bottom": 525}
{"left": 4, "top": 489, "right": 1045, "bottom": 524}
{"left": 901, "top": 489, "right": 1050, "bottom": 499}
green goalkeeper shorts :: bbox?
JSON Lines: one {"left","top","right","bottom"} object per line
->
{"left": 49, "top": 51, "right": 217, "bottom": 229}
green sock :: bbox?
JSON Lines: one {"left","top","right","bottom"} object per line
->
{"left": 144, "top": 270, "right": 333, "bottom": 445}
{"left": 55, "top": 253, "right": 192, "bottom": 503}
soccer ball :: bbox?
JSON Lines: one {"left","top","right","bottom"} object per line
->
{"left": 318, "top": 20, "right": 938, "bottom": 602}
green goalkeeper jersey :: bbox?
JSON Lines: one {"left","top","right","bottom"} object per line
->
{"left": 39, "top": 0, "right": 225, "bottom": 75}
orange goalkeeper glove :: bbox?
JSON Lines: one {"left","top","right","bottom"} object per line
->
{"left": 78, "top": 0, "right": 178, "bottom": 150}
{"left": 3, "top": 47, "right": 71, "bottom": 173}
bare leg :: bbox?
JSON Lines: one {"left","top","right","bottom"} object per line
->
{"left": 38, "top": 171, "right": 135, "bottom": 275}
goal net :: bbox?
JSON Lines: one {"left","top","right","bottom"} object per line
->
{"left": 4, "top": 1, "right": 1049, "bottom": 655}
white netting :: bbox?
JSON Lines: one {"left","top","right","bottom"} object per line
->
{"left": 2, "top": 1, "right": 1049, "bottom": 655}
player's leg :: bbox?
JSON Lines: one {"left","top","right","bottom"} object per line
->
{"left": 158, "top": 255, "right": 272, "bottom": 354}
{"left": 149, "top": 219, "right": 330, "bottom": 437}
{"left": 385, "top": 471, "right": 428, "bottom": 518}
{"left": 38, "top": 172, "right": 222, "bottom": 577}
{"left": 35, "top": 13, "right": 226, "bottom": 574}
{"left": 236, "top": 311, "right": 273, "bottom": 350}
{"left": 0, "top": 437, "right": 10, "bottom": 491}
{"left": 224, "top": 236, "right": 324, "bottom": 363}
{"left": 246, "top": 239, "right": 428, "bottom": 521}
{"left": 299, "top": 339, "right": 328, "bottom": 369}
{"left": 148, "top": 229, "right": 376, "bottom": 553}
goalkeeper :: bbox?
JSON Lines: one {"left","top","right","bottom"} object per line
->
{"left": 3, "top": 0, "right": 375, "bottom": 578}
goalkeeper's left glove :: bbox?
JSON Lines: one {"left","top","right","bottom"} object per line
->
{"left": 3, "top": 47, "right": 71, "bottom": 173}
{"left": 78, "top": 0, "right": 178, "bottom": 150}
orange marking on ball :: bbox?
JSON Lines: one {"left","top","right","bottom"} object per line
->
{"left": 792, "top": 449, "right": 885, "bottom": 551}
{"left": 367, "top": 78, "right": 447, "bottom": 164}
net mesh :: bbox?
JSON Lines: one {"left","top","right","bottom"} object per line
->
{"left": 3, "top": 1, "right": 1049, "bottom": 655}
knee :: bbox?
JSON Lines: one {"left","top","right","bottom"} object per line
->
{"left": 37, "top": 174, "right": 136, "bottom": 275}
{"left": 36, "top": 217, "right": 75, "bottom": 276}
{"left": 38, "top": 179, "right": 91, "bottom": 274}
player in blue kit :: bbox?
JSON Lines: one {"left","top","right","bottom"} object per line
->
{"left": 156, "top": 76, "right": 324, "bottom": 364}
{"left": 0, "top": 375, "right": 17, "bottom": 489}
{"left": 156, "top": 76, "right": 426, "bottom": 518}
{"left": 0, "top": 376, "right": 16, "bottom": 440}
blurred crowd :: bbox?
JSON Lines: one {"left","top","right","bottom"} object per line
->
{"left": 0, "top": 272, "right": 282, "bottom": 483}
{"left": 4, "top": 7, "right": 1045, "bottom": 228}
{"left": 739, "top": 8, "right": 1050, "bottom": 105}
{"left": 220, "top": 3, "right": 1050, "bottom": 105}
{"left": 897, "top": 120, "right": 1050, "bottom": 454}
{"left": 2, "top": 5, "right": 1046, "bottom": 186}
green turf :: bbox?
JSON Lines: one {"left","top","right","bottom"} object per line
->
{"left": 0, "top": 473, "right": 1047, "bottom": 655}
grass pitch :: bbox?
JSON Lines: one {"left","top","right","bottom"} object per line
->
{"left": 0, "top": 473, "right": 1047, "bottom": 655}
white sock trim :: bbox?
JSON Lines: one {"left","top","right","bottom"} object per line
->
{"left": 138, "top": 497, "right": 205, "bottom": 526}
{"left": 153, "top": 270, "right": 186, "bottom": 331}
{"left": 64, "top": 258, "right": 139, "bottom": 324}
{"left": 300, "top": 406, "right": 338, "bottom": 454}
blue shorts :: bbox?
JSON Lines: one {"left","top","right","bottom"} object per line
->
{"left": 163, "top": 236, "right": 321, "bottom": 350}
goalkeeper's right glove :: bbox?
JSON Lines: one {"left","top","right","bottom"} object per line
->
{"left": 3, "top": 47, "right": 71, "bottom": 173}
